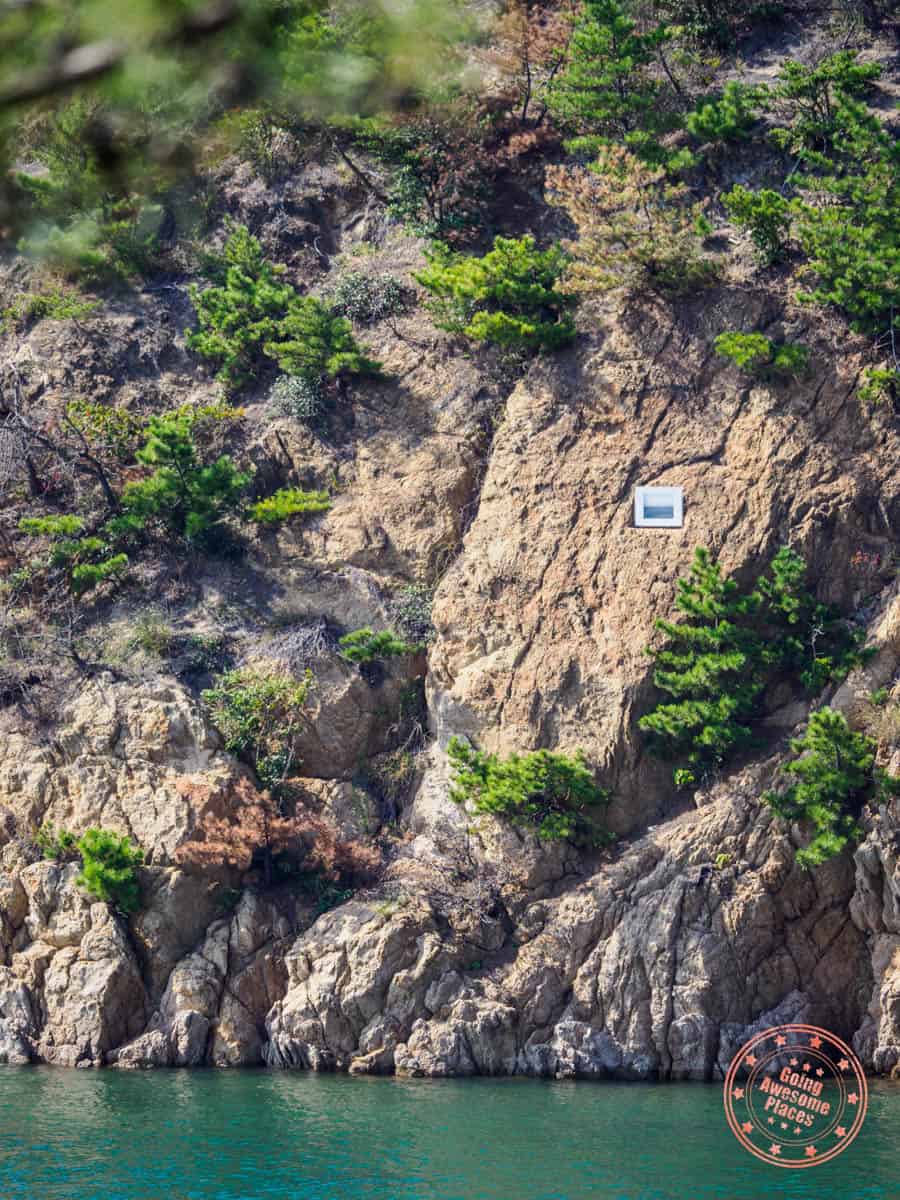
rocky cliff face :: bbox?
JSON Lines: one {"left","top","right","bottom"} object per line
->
{"left": 1, "top": 32, "right": 899, "bottom": 1076}
{"left": 0, "top": 283, "right": 897, "bottom": 1074}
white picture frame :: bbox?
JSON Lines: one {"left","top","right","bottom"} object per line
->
{"left": 634, "top": 486, "right": 683, "bottom": 528}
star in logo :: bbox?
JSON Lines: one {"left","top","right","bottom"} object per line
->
{"left": 835, "top": 1127, "right": 847, "bottom": 1138}
{"left": 789, "top": 1057, "right": 798, "bottom": 1067}
{"left": 741, "top": 1121, "right": 753, "bottom": 1134}
{"left": 767, "top": 1117, "right": 775, "bottom": 1125}
{"left": 802, "top": 1062, "right": 811, "bottom": 1072}
{"left": 838, "top": 1058, "right": 850, "bottom": 1071}
{"left": 775, "top": 1035, "right": 786, "bottom": 1047}
{"left": 848, "top": 1092, "right": 859, "bottom": 1105}
{"left": 815, "top": 1068, "right": 824, "bottom": 1077}
{"left": 733, "top": 1087, "right": 745, "bottom": 1099}
{"left": 769, "top": 1144, "right": 781, "bottom": 1156}
{"left": 793, "top": 1127, "right": 801, "bottom": 1135}
{"left": 780, "top": 1122, "right": 788, "bottom": 1130}
{"left": 809, "top": 1035, "right": 822, "bottom": 1049}
{"left": 805, "top": 1146, "right": 818, "bottom": 1159}
{"left": 744, "top": 1053, "right": 757, "bottom": 1066}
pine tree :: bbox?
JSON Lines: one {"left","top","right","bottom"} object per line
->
{"left": 791, "top": 99, "right": 900, "bottom": 335}
{"left": 639, "top": 548, "right": 764, "bottom": 777}
{"left": 76, "top": 829, "right": 144, "bottom": 912}
{"left": 187, "top": 225, "right": 296, "bottom": 387}
{"left": 547, "top": 147, "right": 717, "bottom": 296}
{"left": 753, "top": 546, "right": 868, "bottom": 691}
{"left": 641, "top": 546, "right": 871, "bottom": 783}
{"left": 764, "top": 708, "right": 873, "bottom": 868}
{"left": 722, "top": 186, "right": 792, "bottom": 265}
{"left": 447, "top": 737, "right": 609, "bottom": 843}
{"left": 187, "top": 225, "right": 379, "bottom": 387}
{"left": 263, "top": 296, "right": 381, "bottom": 379}
{"left": 120, "top": 412, "right": 250, "bottom": 543}
{"left": 415, "top": 235, "right": 577, "bottom": 350}
{"left": 338, "top": 628, "right": 417, "bottom": 663}
{"left": 546, "top": 0, "right": 670, "bottom": 149}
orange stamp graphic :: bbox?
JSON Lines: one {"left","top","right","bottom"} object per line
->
{"left": 723, "top": 1023, "right": 867, "bottom": 1169}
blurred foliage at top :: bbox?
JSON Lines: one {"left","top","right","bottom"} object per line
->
{"left": 0, "top": 0, "right": 471, "bottom": 243}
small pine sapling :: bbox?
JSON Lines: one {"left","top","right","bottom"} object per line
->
{"left": 447, "top": 736, "right": 610, "bottom": 844}
{"left": 415, "top": 235, "right": 577, "bottom": 351}
{"left": 722, "top": 186, "right": 792, "bottom": 265}
{"left": 263, "top": 295, "right": 381, "bottom": 380}
{"left": 249, "top": 488, "right": 331, "bottom": 525}
{"left": 76, "top": 828, "right": 144, "bottom": 912}
{"left": 764, "top": 708, "right": 875, "bottom": 868}
{"left": 686, "top": 82, "right": 765, "bottom": 144}
{"left": 714, "top": 331, "right": 809, "bottom": 380}
{"left": 338, "top": 628, "right": 418, "bottom": 664}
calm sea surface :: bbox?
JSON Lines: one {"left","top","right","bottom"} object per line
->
{"left": 0, "top": 1067, "right": 897, "bottom": 1199}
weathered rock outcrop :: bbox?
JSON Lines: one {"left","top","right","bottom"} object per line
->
{"left": 0, "top": 163, "right": 898, "bottom": 1077}
{"left": 428, "top": 303, "right": 899, "bottom": 834}
{"left": 266, "top": 759, "right": 870, "bottom": 1079}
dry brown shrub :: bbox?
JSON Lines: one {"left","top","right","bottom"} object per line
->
{"left": 175, "top": 775, "right": 381, "bottom": 885}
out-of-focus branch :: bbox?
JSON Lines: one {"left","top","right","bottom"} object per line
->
{"left": 0, "top": 1, "right": 242, "bottom": 107}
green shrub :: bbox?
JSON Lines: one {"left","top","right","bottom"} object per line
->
{"left": 1, "top": 285, "right": 100, "bottom": 330}
{"left": 364, "top": 748, "right": 418, "bottom": 809}
{"left": 447, "top": 736, "right": 610, "bottom": 844}
{"left": 349, "top": 100, "right": 494, "bottom": 243}
{"left": 415, "top": 235, "right": 577, "bottom": 351}
{"left": 714, "top": 331, "right": 809, "bottom": 379}
{"left": 774, "top": 51, "right": 881, "bottom": 149}
{"left": 65, "top": 399, "right": 142, "bottom": 463}
{"left": 338, "top": 628, "right": 417, "bottom": 664}
{"left": 263, "top": 295, "right": 381, "bottom": 379}
{"left": 249, "top": 488, "right": 331, "bottom": 525}
{"left": 203, "top": 667, "right": 313, "bottom": 794}
{"left": 76, "top": 828, "right": 144, "bottom": 912}
{"left": 790, "top": 101, "right": 899, "bottom": 334}
{"left": 640, "top": 547, "right": 869, "bottom": 779}
{"left": 126, "top": 612, "right": 174, "bottom": 657}
{"left": 722, "top": 186, "right": 792, "bottom": 265}
{"left": 686, "top": 83, "right": 764, "bottom": 144}
{"left": 765, "top": 708, "right": 876, "bottom": 867}
{"left": 330, "top": 272, "right": 408, "bottom": 324}
{"left": 215, "top": 107, "right": 299, "bottom": 181}
{"left": 858, "top": 366, "right": 900, "bottom": 406}
{"left": 390, "top": 583, "right": 435, "bottom": 645}
{"left": 120, "top": 412, "right": 251, "bottom": 544}
{"left": 187, "top": 224, "right": 379, "bottom": 389}
{"left": 654, "top": 0, "right": 760, "bottom": 46}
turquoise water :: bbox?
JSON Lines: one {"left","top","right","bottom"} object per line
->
{"left": 0, "top": 1068, "right": 897, "bottom": 1199}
